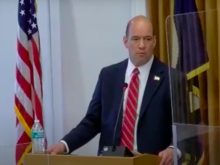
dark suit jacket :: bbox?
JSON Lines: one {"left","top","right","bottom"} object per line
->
{"left": 62, "top": 57, "right": 186, "bottom": 156}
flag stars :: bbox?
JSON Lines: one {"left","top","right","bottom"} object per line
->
{"left": 20, "top": 0, "right": 24, "bottom": 5}
{"left": 20, "top": 10, "right": 25, "bottom": 16}
{"left": 31, "top": 22, "right": 37, "bottom": 29}
{"left": 32, "top": 13, "right": 37, "bottom": 19}
{"left": 28, "top": 19, "right": 31, "bottom": 24}
{"left": 18, "top": 1, "right": 39, "bottom": 37}
{"left": 28, "top": 29, "right": 32, "bottom": 34}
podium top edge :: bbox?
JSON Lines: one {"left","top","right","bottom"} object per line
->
{"left": 26, "top": 153, "right": 159, "bottom": 159}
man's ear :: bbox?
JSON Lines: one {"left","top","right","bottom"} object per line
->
{"left": 123, "top": 36, "right": 128, "bottom": 48}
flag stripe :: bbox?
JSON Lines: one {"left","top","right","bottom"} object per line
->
{"left": 16, "top": 66, "right": 32, "bottom": 99}
{"left": 17, "top": 39, "right": 31, "bottom": 70}
{"left": 16, "top": 52, "right": 31, "bottom": 84}
{"left": 17, "top": 27, "right": 29, "bottom": 50}
{"left": 33, "top": 64, "right": 42, "bottom": 104}
{"left": 16, "top": 122, "right": 24, "bottom": 143}
{"left": 32, "top": 33, "right": 40, "bottom": 54}
{"left": 15, "top": 82, "right": 33, "bottom": 117}
{"left": 32, "top": 35, "right": 42, "bottom": 99}
{"left": 15, "top": 91, "right": 33, "bottom": 119}
{"left": 33, "top": 89, "right": 43, "bottom": 125}
{"left": 32, "top": 36, "right": 41, "bottom": 77}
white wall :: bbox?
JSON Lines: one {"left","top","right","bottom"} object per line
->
{"left": 0, "top": 0, "right": 17, "bottom": 147}
{"left": 0, "top": 0, "right": 148, "bottom": 163}
{"left": 60, "top": 0, "right": 131, "bottom": 156}
{"left": 53, "top": 0, "right": 148, "bottom": 156}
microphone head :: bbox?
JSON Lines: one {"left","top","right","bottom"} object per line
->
{"left": 123, "top": 83, "right": 128, "bottom": 90}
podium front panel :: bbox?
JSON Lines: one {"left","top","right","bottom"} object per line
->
{"left": 0, "top": 142, "right": 160, "bottom": 165}
{"left": 24, "top": 153, "right": 161, "bottom": 165}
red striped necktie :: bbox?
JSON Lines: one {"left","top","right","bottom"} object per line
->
{"left": 120, "top": 68, "right": 139, "bottom": 150}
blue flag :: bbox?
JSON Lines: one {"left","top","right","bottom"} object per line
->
{"left": 173, "top": 0, "right": 209, "bottom": 164}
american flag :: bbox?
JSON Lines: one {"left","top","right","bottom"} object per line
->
{"left": 14, "top": 0, "right": 46, "bottom": 164}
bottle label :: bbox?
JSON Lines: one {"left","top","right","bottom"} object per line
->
{"left": 32, "top": 131, "right": 43, "bottom": 139}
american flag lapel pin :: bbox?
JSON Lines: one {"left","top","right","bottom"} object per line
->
{"left": 154, "top": 76, "right": 160, "bottom": 81}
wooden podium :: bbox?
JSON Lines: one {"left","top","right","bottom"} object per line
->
{"left": 24, "top": 153, "right": 161, "bottom": 165}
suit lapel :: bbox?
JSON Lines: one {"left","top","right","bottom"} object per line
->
{"left": 139, "top": 58, "right": 165, "bottom": 120}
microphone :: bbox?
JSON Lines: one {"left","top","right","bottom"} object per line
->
{"left": 112, "top": 83, "right": 128, "bottom": 150}
{"left": 102, "top": 83, "right": 134, "bottom": 157}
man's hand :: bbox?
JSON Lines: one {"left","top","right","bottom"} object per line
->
{"left": 158, "top": 148, "right": 174, "bottom": 165}
{"left": 47, "top": 142, "right": 66, "bottom": 155}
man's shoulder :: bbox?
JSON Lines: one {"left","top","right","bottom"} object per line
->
{"left": 153, "top": 57, "right": 186, "bottom": 80}
{"left": 152, "top": 57, "right": 170, "bottom": 75}
{"left": 101, "top": 59, "right": 128, "bottom": 73}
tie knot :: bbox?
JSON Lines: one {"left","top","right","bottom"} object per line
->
{"left": 132, "top": 68, "right": 139, "bottom": 75}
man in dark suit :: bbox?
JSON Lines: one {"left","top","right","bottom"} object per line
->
{"left": 48, "top": 15, "right": 182, "bottom": 165}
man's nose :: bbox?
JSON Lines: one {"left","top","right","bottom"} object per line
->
{"left": 139, "top": 40, "right": 145, "bottom": 49}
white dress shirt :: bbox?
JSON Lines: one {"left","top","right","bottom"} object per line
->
{"left": 61, "top": 55, "right": 181, "bottom": 158}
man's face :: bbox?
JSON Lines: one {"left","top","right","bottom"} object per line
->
{"left": 123, "top": 20, "right": 156, "bottom": 66}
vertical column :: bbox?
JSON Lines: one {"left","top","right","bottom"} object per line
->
{"left": 48, "top": 0, "right": 65, "bottom": 143}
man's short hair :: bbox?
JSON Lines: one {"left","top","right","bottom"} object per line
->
{"left": 125, "top": 20, "right": 131, "bottom": 37}
{"left": 125, "top": 20, "right": 155, "bottom": 37}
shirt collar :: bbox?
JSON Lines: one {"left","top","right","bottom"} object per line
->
{"left": 126, "top": 55, "right": 154, "bottom": 79}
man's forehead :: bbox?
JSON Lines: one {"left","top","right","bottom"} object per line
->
{"left": 129, "top": 25, "right": 154, "bottom": 37}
